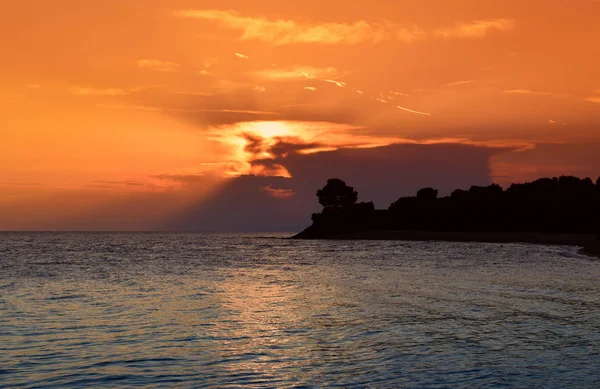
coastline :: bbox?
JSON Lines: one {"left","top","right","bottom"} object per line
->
{"left": 582, "top": 240, "right": 600, "bottom": 258}
{"left": 294, "top": 230, "right": 599, "bottom": 256}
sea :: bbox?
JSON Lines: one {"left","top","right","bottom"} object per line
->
{"left": 1, "top": 232, "right": 599, "bottom": 388}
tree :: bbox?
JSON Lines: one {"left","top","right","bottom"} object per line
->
{"left": 417, "top": 187, "right": 438, "bottom": 201}
{"left": 316, "top": 178, "right": 358, "bottom": 210}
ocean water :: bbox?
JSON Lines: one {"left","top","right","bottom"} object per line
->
{"left": 1, "top": 233, "right": 599, "bottom": 388}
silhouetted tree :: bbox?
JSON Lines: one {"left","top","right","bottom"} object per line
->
{"left": 417, "top": 187, "right": 438, "bottom": 201}
{"left": 451, "top": 189, "right": 469, "bottom": 200}
{"left": 316, "top": 178, "right": 358, "bottom": 210}
{"left": 469, "top": 184, "right": 503, "bottom": 201}
{"left": 305, "top": 175, "right": 599, "bottom": 237}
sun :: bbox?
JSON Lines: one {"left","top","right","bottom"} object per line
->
{"left": 207, "top": 120, "right": 367, "bottom": 177}
{"left": 244, "top": 121, "right": 300, "bottom": 138}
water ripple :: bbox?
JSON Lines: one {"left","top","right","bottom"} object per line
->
{"left": 0, "top": 232, "right": 599, "bottom": 388}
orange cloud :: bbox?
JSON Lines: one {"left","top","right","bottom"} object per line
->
{"left": 203, "top": 120, "right": 538, "bottom": 178}
{"left": 138, "top": 59, "right": 180, "bottom": 72}
{"left": 96, "top": 103, "right": 276, "bottom": 116}
{"left": 435, "top": 19, "right": 515, "bottom": 39}
{"left": 69, "top": 87, "right": 127, "bottom": 96}
{"left": 396, "top": 27, "right": 427, "bottom": 43}
{"left": 175, "top": 10, "right": 386, "bottom": 44}
{"left": 396, "top": 105, "right": 431, "bottom": 116}
{"left": 323, "top": 79, "right": 347, "bottom": 87}
{"left": 174, "top": 10, "right": 515, "bottom": 45}
{"left": 263, "top": 185, "right": 295, "bottom": 199}
{"left": 251, "top": 66, "right": 338, "bottom": 81}
{"left": 502, "top": 89, "right": 561, "bottom": 97}
{"left": 444, "top": 80, "right": 476, "bottom": 87}
{"left": 583, "top": 88, "right": 600, "bottom": 103}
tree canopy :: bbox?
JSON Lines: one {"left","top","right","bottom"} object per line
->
{"left": 316, "top": 178, "right": 358, "bottom": 210}
{"left": 416, "top": 187, "right": 438, "bottom": 201}
{"left": 307, "top": 175, "right": 599, "bottom": 236}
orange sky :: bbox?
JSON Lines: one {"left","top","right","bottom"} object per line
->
{"left": 1, "top": 0, "right": 599, "bottom": 230}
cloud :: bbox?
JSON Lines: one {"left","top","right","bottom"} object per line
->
{"left": 323, "top": 79, "right": 347, "bottom": 87}
{"left": 396, "top": 27, "right": 427, "bottom": 43}
{"left": 435, "top": 19, "right": 516, "bottom": 39}
{"left": 206, "top": 120, "right": 535, "bottom": 180}
{"left": 69, "top": 87, "right": 127, "bottom": 96}
{"left": 202, "top": 58, "right": 218, "bottom": 68}
{"left": 503, "top": 89, "right": 548, "bottom": 95}
{"left": 88, "top": 180, "right": 148, "bottom": 189}
{"left": 197, "top": 70, "right": 212, "bottom": 76}
{"left": 263, "top": 185, "right": 295, "bottom": 199}
{"left": 304, "top": 86, "right": 317, "bottom": 92}
{"left": 138, "top": 59, "right": 180, "bottom": 72}
{"left": 490, "top": 142, "right": 600, "bottom": 186}
{"left": 96, "top": 103, "right": 277, "bottom": 116}
{"left": 396, "top": 104, "right": 431, "bottom": 116}
{"left": 206, "top": 109, "right": 277, "bottom": 115}
{"left": 502, "top": 89, "right": 560, "bottom": 96}
{"left": 151, "top": 173, "right": 207, "bottom": 185}
{"left": 444, "top": 80, "right": 475, "bottom": 87}
{"left": 235, "top": 52, "right": 249, "bottom": 59}
{"left": 171, "top": 90, "right": 214, "bottom": 96}
{"left": 175, "top": 10, "right": 515, "bottom": 45}
{"left": 167, "top": 143, "right": 499, "bottom": 231}
{"left": 175, "top": 10, "right": 388, "bottom": 44}
{"left": 251, "top": 66, "right": 338, "bottom": 81}
{"left": 585, "top": 96, "right": 600, "bottom": 103}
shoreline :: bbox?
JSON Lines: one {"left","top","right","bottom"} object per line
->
{"left": 294, "top": 230, "right": 599, "bottom": 257}
{"left": 581, "top": 240, "right": 600, "bottom": 258}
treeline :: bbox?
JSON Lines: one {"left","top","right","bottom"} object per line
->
{"left": 305, "top": 176, "right": 600, "bottom": 237}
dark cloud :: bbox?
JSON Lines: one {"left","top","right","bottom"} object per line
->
{"left": 247, "top": 136, "right": 327, "bottom": 172}
{"left": 242, "top": 133, "right": 267, "bottom": 154}
{"left": 163, "top": 175, "right": 301, "bottom": 232}
{"left": 167, "top": 142, "right": 497, "bottom": 232}
{"left": 491, "top": 141, "right": 600, "bottom": 185}
{"left": 268, "top": 137, "right": 324, "bottom": 157}
{"left": 151, "top": 173, "right": 208, "bottom": 185}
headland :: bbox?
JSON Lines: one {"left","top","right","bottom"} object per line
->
{"left": 293, "top": 176, "right": 600, "bottom": 257}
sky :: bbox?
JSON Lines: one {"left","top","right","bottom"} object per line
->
{"left": 1, "top": 0, "right": 599, "bottom": 231}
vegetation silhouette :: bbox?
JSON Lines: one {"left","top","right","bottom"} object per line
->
{"left": 295, "top": 176, "right": 600, "bottom": 246}
{"left": 316, "top": 178, "right": 359, "bottom": 210}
